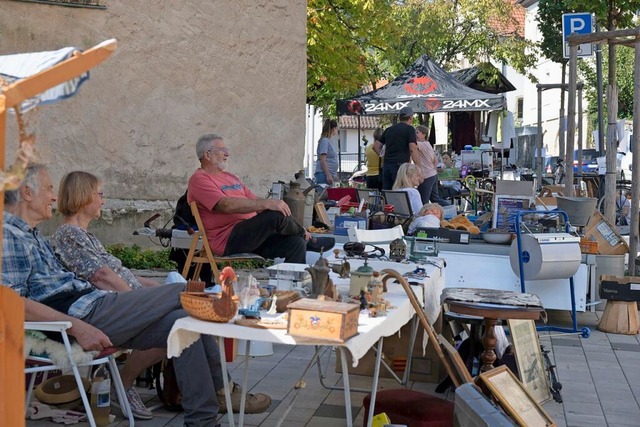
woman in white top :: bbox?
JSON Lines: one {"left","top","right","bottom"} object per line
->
{"left": 392, "top": 163, "right": 424, "bottom": 215}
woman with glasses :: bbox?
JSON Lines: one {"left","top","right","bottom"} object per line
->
{"left": 315, "top": 118, "right": 339, "bottom": 186}
{"left": 50, "top": 171, "right": 162, "bottom": 420}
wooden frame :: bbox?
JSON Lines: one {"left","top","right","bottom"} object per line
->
{"left": 182, "top": 201, "right": 264, "bottom": 281}
{"left": 507, "top": 319, "right": 552, "bottom": 404}
{"left": 436, "top": 334, "right": 473, "bottom": 386}
{"left": 479, "top": 365, "right": 556, "bottom": 427}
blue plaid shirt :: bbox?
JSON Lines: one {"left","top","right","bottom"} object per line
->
{"left": 2, "top": 211, "right": 108, "bottom": 318}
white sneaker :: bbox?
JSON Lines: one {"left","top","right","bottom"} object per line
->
{"left": 112, "top": 387, "right": 153, "bottom": 420}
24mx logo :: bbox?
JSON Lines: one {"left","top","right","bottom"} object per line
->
{"left": 404, "top": 77, "right": 438, "bottom": 95}
{"left": 364, "top": 101, "right": 410, "bottom": 113}
{"left": 442, "top": 99, "right": 491, "bottom": 109}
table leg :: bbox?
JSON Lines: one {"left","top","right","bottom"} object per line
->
{"left": 480, "top": 318, "right": 498, "bottom": 372}
{"left": 367, "top": 337, "right": 384, "bottom": 427}
{"left": 239, "top": 340, "right": 251, "bottom": 427}
{"left": 217, "top": 336, "right": 236, "bottom": 427}
{"left": 337, "top": 347, "right": 354, "bottom": 427}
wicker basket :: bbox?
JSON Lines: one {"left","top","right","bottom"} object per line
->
{"left": 180, "top": 291, "right": 239, "bottom": 323}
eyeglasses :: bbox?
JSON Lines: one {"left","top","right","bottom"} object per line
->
{"left": 208, "top": 147, "right": 229, "bottom": 155}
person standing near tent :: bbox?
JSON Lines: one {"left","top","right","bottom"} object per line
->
{"left": 314, "top": 119, "right": 339, "bottom": 186}
{"left": 415, "top": 124, "right": 439, "bottom": 204}
{"left": 415, "top": 125, "right": 451, "bottom": 206}
{"left": 365, "top": 127, "right": 383, "bottom": 190}
{"left": 375, "top": 107, "right": 418, "bottom": 190}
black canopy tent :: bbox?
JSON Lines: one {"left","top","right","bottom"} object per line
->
{"left": 336, "top": 55, "right": 508, "bottom": 169}
{"left": 337, "top": 55, "right": 505, "bottom": 116}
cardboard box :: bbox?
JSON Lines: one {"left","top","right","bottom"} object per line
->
{"left": 600, "top": 275, "right": 640, "bottom": 302}
{"left": 287, "top": 299, "right": 359, "bottom": 343}
{"left": 334, "top": 215, "right": 367, "bottom": 236}
{"left": 584, "top": 210, "right": 629, "bottom": 255}
{"left": 335, "top": 318, "right": 445, "bottom": 384}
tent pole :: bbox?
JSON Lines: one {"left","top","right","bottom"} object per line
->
{"left": 357, "top": 115, "right": 362, "bottom": 171}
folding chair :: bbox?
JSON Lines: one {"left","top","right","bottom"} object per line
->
{"left": 356, "top": 188, "right": 384, "bottom": 212}
{"left": 381, "top": 190, "right": 414, "bottom": 232}
{"left": 24, "top": 321, "right": 134, "bottom": 427}
{"left": 347, "top": 224, "right": 404, "bottom": 245}
{"left": 182, "top": 201, "right": 265, "bottom": 281}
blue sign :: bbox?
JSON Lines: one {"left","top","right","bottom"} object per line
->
{"left": 562, "top": 13, "right": 594, "bottom": 58}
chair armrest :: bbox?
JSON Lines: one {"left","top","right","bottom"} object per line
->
{"left": 25, "top": 321, "right": 72, "bottom": 332}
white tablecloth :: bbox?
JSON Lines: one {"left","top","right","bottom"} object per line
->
{"left": 167, "top": 259, "right": 444, "bottom": 367}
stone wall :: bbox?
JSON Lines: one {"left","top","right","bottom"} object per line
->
{"left": 0, "top": 0, "right": 306, "bottom": 245}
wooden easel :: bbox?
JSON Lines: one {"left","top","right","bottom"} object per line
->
{"left": 0, "top": 39, "right": 117, "bottom": 426}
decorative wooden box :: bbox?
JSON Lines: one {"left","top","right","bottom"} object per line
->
{"left": 287, "top": 299, "right": 360, "bottom": 343}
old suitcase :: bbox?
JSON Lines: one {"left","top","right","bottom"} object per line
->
{"left": 287, "top": 298, "right": 359, "bottom": 343}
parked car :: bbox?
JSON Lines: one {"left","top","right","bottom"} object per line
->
{"left": 573, "top": 149, "right": 599, "bottom": 173}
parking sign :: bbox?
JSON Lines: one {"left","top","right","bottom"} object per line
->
{"left": 562, "top": 13, "right": 594, "bottom": 58}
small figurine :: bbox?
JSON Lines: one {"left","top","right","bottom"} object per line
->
{"left": 267, "top": 294, "right": 278, "bottom": 315}
{"left": 359, "top": 290, "right": 368, "bottom": 310}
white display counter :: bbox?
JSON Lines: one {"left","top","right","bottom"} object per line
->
{"left": 438, "top": 241, "right": 596, "bottom": 312}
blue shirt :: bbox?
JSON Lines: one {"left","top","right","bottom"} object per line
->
{"left": 2, "top": 211, "right": 108, "bottom": 318}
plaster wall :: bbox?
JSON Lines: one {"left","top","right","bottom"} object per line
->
{"left": 0, "top": 0, "right": 307, "bottom": 200}
{"left": 0, "top": 1, "right": 306, "bottom": 246}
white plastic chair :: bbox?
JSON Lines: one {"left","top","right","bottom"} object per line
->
{"left": 24, "top": 321, "right": 135, "bottom": 427}
{"left": 347, "top": 224, "right": 404, "bottom": 245}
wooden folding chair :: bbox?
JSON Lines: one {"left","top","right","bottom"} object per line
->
{"left": 182, "top": 202, "right": 265, "bottom": 281}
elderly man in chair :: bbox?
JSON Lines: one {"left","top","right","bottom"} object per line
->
{"left": 2, "top": 164, "right": 270, "bottom": 427}
{"left": 187, "top": 133, "right": 333, "bottom": 263}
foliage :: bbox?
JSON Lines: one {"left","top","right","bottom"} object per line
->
{"left": 537, "top": 0, "right": 640, "bottom": 129}
{"left": 536, "top": 0, "right": 573, "bottom": 66}
{"left": 106, "top": 244, "right": 176, "bottom": 270}
{"left": 307, "top": 0, "right": 398, "bottom": 111}
{"left": 106, "top": 244, "right": 270, "bottom": 271}
{"left": 307, "top": 0, "right": 539, "bottom": 113}
{"left": 565, "top": 0, "right": 640, "bottom": 30}
{"left": 579, "top": 46, "right": 635, "bottom": 125}
{"left": 385, "top": 0, "right": 538, "bottom": 75}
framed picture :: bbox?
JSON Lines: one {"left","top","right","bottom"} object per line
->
{"left": 508, "top": 319, "right": 552, "bottom": 404}
{"left": 492, "top": 195, "right": 534, "bottom": 231}
{"left": 479, "top": 365, "right": 556, "bottom": 427}
{"left": 436, "top": 334, "right": 473, "bottom": 386}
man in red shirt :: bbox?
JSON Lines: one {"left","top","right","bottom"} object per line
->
{"left": 188, "top": 134, "right": 330, "bottom": 263}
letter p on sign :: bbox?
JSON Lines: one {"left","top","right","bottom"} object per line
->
{"left": 562, "top": 13, "right": 594, "bottom": 59}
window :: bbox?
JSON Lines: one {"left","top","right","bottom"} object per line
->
{"left": 516, "top": 97, "right": 524, "bottom": 120}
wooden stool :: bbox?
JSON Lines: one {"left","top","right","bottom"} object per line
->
{"left": 442, "top": 288, "right": 543, "bottom": 373}
{"left": 598, "top": 301, "right": 639, "bottom": 334}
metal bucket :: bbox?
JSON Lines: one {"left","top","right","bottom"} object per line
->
{"left": 556, "top": 196, "right": 597, "bottom": 226}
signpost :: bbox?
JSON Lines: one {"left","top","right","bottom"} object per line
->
{"left": 562, "top": 13, "right": 594, "bottom": 58}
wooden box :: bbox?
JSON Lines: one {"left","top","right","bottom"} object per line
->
{"left": 287, "top": 298, "right": 360, "bottom": 343}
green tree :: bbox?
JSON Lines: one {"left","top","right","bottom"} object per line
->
{"left": 307, "top": 0, "right": 398, "bottom": 111}
{"left": 385, "top": 0, "right": 537, "bottom": 74}
{"left": 307, "top": 0, "right": 538, "bottom": 113}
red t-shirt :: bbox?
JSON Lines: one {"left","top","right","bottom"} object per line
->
{"left": 187, "top": 169, "right": 257, "bottom": 255}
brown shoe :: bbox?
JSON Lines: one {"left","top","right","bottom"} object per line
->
{"left": 217, "top": 382, "right": 272, "bottom": 414}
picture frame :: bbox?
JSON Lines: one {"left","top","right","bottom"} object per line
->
{"left": 492, "top": 195, "right": 535, "bottom": 231}
{"left": 479, "top": 365, "right": 556, "bottom": 427}
{"left": 436, "top": 334, "right": 473, "bottom": 386}
{"left": 508, "top": 319, "right": 552, "bottom": 404}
